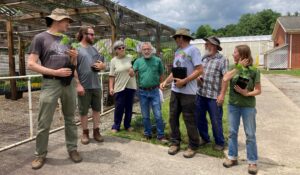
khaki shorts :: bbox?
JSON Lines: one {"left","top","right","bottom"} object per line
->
{"left": 78, "top": 89, "right": 101, "bottom": 116}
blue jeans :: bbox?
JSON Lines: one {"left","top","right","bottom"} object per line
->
{"left": 138, "top": 88, "right": 165, "bottom": 138}
{"left": 195, "top": 95, "right": 225, "bottom": 146}
{"left": 112, "top": 88, "right": 136, "bottom": 130}
{"left": 228, "top": 105, "right": 258, "bottom": 164}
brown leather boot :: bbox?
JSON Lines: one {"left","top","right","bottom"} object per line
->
{"left": 81, "top": 129, "right": 89, "bottom": 145}
{"left": 69, "top": 150, "right": 82, "bottom": 163}
{"left": 31, "top": 157, "right": 46, "bottom": 170}
{"left": 93, "top": 128, "right": 104, "bottom": 142}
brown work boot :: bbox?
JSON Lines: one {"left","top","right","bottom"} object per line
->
{"left": 248, "top": 164, "right": 258, "bottom": 174}
{"left": 69, "top": 150, "right": 82, "bottom": 163}
{"left": 31, "top": 157, "right": 46, "bottom": 170}
{"left": 223, "top": 158, "right": 238, "bottom": 168}
{"left": 93, "top": 128, "right": 104, "bottom": 142}
{"left": 168, "top": 145, "right": 180, "bottom": 155}
{"left": 81, "top": 129, "right": 89, "bottom": 145}
{"left": 183, "top": 147, "right": 197, "bottom": 158}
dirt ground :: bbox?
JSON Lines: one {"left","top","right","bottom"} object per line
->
{"left": 0, "top": 91, "right": 115, "bottom": 149}
{"left": 0, "top": 89, "right": 170, "bottom": 149}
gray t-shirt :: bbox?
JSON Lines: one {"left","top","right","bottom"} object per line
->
{"left": 171, "top": 45, "right": 202, "bottom": 95}
{"left": 28, "top": 31, "right": 71, "bottom": 69}
{"left": 76, "top": 45, "right": 104, "bottom": 90}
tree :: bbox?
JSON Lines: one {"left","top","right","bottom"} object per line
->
{"left": 195, "top": 9, "right": 281, "bottom": 37}
{"left": 195, "top": 24, "right": 215, "bottom": 38}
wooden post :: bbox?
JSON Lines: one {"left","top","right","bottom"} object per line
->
{"left": 111, "top": 24, "right": 117, "bottom": 47}
{"left": 6, "top": 20, "right": 17, "bottom": 100}
{"left": 18, "top": 37, "right": 26, "bottom": 76}
{"left": 156, "top": 26, "right": 161, "bottom": 56}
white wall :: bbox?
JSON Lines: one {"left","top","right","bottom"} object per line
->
{"left": 191, "top": 35, "right": 273, "bottom": 66}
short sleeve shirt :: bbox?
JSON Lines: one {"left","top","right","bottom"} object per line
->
{"left": 109, "top": 56, "right": 137, "bottom": 93}
{"left": 28, "top": 31, "right": 71, "bottom": 70}
{"left": 197, "top": 53, "right": 229, "bottom": 99}
{"left": 171, "top": 45, "right": 202, "bottom": 95}
{"left": 229, "top": 67, "right": 261, "bottom": 107}
{"left": 76, "top": 45, "right": 104, "bottom": 90}
{"left": 133, "top": 56, "right": 164, "bottom": 88}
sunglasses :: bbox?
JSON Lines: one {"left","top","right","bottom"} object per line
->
{"left": 117, "top": 46, "right": 125, "bottom": 50}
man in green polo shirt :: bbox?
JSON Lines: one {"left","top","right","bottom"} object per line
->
{"left": 133, "top": 42, "right": 167, "bottom": 143}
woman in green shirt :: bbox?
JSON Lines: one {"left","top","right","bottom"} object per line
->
{"left": 222, "top": 45, "right": 262, "bottom": 175}
{"left": 109, "top": 40, "right": 137, "bottom": 133}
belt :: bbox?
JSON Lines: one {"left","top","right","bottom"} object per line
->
{"left": 139, "top": 85, "right": 159, "bottom": 91}
{"left": 43, "top": 75, "right": 60, "bottom": 80}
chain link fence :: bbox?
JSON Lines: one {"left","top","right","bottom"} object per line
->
{"left": 264, "top": 45, "right": 288, "bottom": 70}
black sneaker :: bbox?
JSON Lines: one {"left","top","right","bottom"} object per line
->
{"left": 142, "top": 135, "right": 152, "bottom": 141}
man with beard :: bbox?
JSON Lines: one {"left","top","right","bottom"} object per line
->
{"left": 195, "top": 36, "right": 228, "bottom": 151}
{"left": 75, "top": 26, "right": 106, "bottom": 145}
{"left": 133, "top": 42, "right": 168, "bottom": 143}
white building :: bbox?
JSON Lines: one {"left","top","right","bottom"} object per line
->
{"left": 191, "top": 35, "right": 273, "bottom": 66}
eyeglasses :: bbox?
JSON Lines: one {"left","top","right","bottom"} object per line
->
{"left": 86, "top": 33, "right": 95, "bottom": 37}
{"left": 117, "top": 46, "right": 125, "bottom": 50}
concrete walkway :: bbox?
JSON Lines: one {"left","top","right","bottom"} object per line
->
{"left": 1, "top": 75, "right": 300, "bottom": 175}
{"left": 231, "top": 75, "right": 300, "bottom": 174}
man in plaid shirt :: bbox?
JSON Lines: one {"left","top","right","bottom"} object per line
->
{"left": 195, "top": 36, "right": 229, "bottom": 151}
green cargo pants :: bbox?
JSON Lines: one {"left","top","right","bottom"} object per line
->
{"left": 35, "top": 78, "right": 78, "bottom": 158}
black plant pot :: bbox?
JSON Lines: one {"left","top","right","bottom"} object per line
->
{"left": 5, "top": 91, "right": 23, "bottom": 100}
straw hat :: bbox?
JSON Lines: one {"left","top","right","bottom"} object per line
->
{"left": 171, "top": 28, "right": 195, "bottom": 40}
{"left": 45, "top": 8, "right": 74, "bottom": 22}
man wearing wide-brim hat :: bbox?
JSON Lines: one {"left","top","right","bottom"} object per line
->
{"left": 27, "top": 8, "right": 82, "bottom": 170}
{"left": 160, "top": 28, "right": 203, "bottom": 158}
{"left": 45, "top": 8, "right": 74, "bottom": 29}
{"left": 203, "top": 36, "right": 223, "bottom": 51}
{"left": 171, "top": 28, "right": 196, "bottom": 40}
{"left": 194, "top": 36, "right": 229, "bottom": 152}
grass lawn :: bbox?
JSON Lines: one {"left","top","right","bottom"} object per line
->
{"left": 260, "top": 69, "right": 300, "bottom": 77}
{"left": 107, "top": 95, "right": 229, "bottom": 158}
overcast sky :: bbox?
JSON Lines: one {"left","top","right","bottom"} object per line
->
{"left": 117, "top": 0, "right": 300, "bottom": 31}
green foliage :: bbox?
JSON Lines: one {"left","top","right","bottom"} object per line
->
{"left": 57, "top": 33, "right": 80, "bottom": 49}
{"left": 60, "top": 34, "right": 70, "bottom": 45}
{"left": 95, "top": 40, "right": 113, "bottom": 61}
{"left": 124, "top": 38, "right": 139, "bottom": 59}
{"left": 195, "top": 9, "right": 281, "bottom": 38}
{"left": 195, "top": 24, "right": 215, "bottom": 38}
{"left": 162, "top": 48, "right": 172, "bottom": 58}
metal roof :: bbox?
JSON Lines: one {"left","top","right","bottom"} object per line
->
{"left": 0, "top": 0, "right": 175, "bottom": 47}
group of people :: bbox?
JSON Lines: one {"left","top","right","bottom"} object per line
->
{"left": 27, "top": 8, "right": 262, "bottom": 175}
